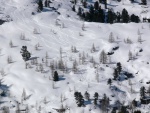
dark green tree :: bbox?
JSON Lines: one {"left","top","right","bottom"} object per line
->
{"left": 141, "top": 0, "right": 147, "bottom": 5}
{"left": 45, "top": 0, "right": 48, "bottom": 7}
{"left": 140, "top": 86, "right": 146, "bottom": 98}
{"left": 89, "top": 5, "right": 94, "bottom": 21}
{"left": 74, "top": 92, "right": 84, "bottom": 107}
{"left": 101, "top": 94, "right": 109, "bottom": 113}
{"left": 134, "top": 110, "right": 141, "bottom": 113}
{"left": 93, "top": 92, "right": 99, "bottom": 106}
{"left": 107, "top": 78, "right": 112, "bottom": 86}
{"left": 122, "top": 8, "right": 129, "bottom": 23}
{"left": 77, "top": 7, "right": 82, "bottom": 16}
{"left": 113, "top": 68, "right": 118, "bottom": 80}
{"left": 38, "top": 0, "right": 43, "bottom": 11}
{"left": 104, "top": 0, "right": 107, "bottom": 9}
{"left": 94, "top": 92, "right": 99, "bottom": 100}
{"left": 98, "top": 7, "right": 104, "bottom": 23}
{"left": 53, "top": 71, "right": 59, "bottom": 81}
{"left": 107, "top": 9, "right": 114, "bottom": 24}
{"left": 94, "top": 1, "right": 99, "bottom": 10}
{"left": 20, "top": 46, "right": 31, "bottom": 61}
{"left": 72, "top": 5, "right": 75, "bottom": 12}
{"left": 117, "top": 62, "right": 122, "bottom": 74}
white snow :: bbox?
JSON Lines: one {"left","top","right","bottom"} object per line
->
{"left": 0, "top": 0, "right": 150, "bottom": 112}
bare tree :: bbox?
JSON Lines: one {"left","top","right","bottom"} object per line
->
{"left": 43, "top": 97, "right": 47, "bottom": 104}
{"left": 9, "top": 40, "right": 13, "bottom": 48}
{"left": 25, "top": 63, "right": 28, "bottom": 69}
{"left": 33, "top": 28, "right": 38, "bottom": 34}
{"left": 108, "top": 32, "right": 115, "bottom": 43}
{"left": 20, "top": 33, "right": 26, "bottom": 40}
{"left": 126, "top": 37, "right": 132, "bottom": 44}
{"left": 45, "top": 51, "right": 49, "bottom": 59}
{"left": 91, "top": 43, "right": 96, "bottom": 52}
{"left": 52, "top": 81, "right": 55, "bottom": 89}
{"left": 128, "top": 51, "right": 133, "bottom": 60}
{"left": 137, "top": 29, "right": 140, "bottom": 35}
{"left": 137, "top": 35, "right": 142, "bottom": 44}
{"left": 35, "top": 44, "right": 38, "bottom": 50}
{"left": 95, "top": 72, "right": 99, "bottom": 83}
{"left": 72, "top": 59, "right": 78, "bottom": 73}
{"left": 100, "top": 50, "right": 107, "bottom": 64}
{"left": 81, "top": 52, "right": 86, "bottom": 64}
{"left": 39, "top": 63, "right": 44, "bottom": 73}
{"left": 45, "top": 58, "right": 48, "bottom": 67}
{"left": 1, "top": 68, "right": 5, "bottom": 77}
{"left": 7, "top": 56, "right": 12, "bottom": 64}
{"left": 22, "top": 88, "right": 26, "bottom": 101}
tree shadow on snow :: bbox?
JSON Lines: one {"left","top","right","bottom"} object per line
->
{"left": 29, "top": 57, "right": 39, "bottom": 60}
{"left": 84, "top": 100, "right": 92, "bottom": 106}
{"left": 59, "top": 76, "right": 66, "bottom": 81}
{"left": 110, "top": 85, "right": 125, "bottom": 94}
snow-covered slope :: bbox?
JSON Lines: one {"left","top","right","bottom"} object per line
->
{"left": 0, "top": 0, "right": 150, "bottom": 112}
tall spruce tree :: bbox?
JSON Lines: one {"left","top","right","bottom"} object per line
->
{"left": 107, "top": 9, "right": 114, "bottom": 24}
{"left": 94, "top": 1, "right": 99, "bottom": 10}
{"left": 122, "top": 8, "right": 129, "bottom": 23}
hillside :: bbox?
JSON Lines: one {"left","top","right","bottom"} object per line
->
{"left": 0, "top": 0, "right": 150, "bottom": 112}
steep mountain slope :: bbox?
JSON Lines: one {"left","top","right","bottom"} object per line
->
{"left": 0, "top": 0, "right": 150, "bottom": 112}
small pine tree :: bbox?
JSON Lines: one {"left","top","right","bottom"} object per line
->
{"left": 53, "top": 71, "right": 59, "bottom": 81}
{"left": 107, "top": 78, "right": 112, "bottom": 86}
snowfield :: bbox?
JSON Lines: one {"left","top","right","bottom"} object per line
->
{"left": 0, "top": 0, "right": 150, "bottom": 112}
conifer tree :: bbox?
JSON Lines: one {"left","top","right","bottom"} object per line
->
{"left": 117, "top": 62, "right": 122, "bottom": 74}
{"left": 107, "top": 78, "right": 112, "bottom": 86}
{"left": 113, "top": 68, "right": 118, "bottom": 80}
{"left": 94, "top": 1, "right": 99, "bottom": 10}
{"left": 53, "top": 71, "right": 59, "bottom": 81}
{"left": 38, "top": 0, "right": 43, "bottom": 11}
{"left": 140, "top": 86, "right": 146, "bottom": 98}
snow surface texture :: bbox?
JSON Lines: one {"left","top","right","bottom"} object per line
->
{"left": 0, "top": 0, "right": 150, "bottom": 112}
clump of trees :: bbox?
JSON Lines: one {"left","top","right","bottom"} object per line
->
{"left": 74, "top": 91, "right": 85, "bottom": 107}
{"left": 75, "top": 2, "right": 140, "bottom": 24}
{"left": 20, "top": 46, "right": 31, "bottom": 61}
